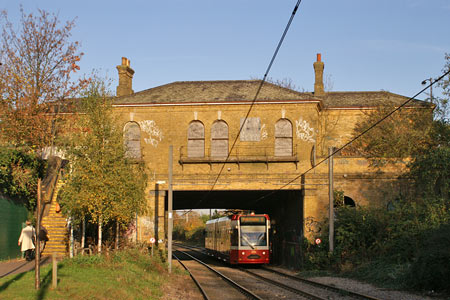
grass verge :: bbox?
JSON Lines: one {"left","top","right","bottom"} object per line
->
{"left": 0, "top": 247, "right": 188, "bottom": 300}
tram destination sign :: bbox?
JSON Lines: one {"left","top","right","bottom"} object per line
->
{"left": 240, "top": 216, "right": 266, "bottom": 225}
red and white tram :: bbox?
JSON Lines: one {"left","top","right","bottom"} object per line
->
{"left": 205, "top": 213, "right": 270, "bottom": 264}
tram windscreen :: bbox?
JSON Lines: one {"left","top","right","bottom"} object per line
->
{"left": 240, "top": 225, "right": 267, "bottom": 247}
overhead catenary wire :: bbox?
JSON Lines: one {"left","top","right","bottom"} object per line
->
{"left": 250, "top": 69, "right": 450, "bottom": 205}
{"left": 183, "top": 0, "right": 303, "bottom": 215}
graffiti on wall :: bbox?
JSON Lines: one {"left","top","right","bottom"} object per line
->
{"left": 295, "top": 117, "right": 315, "bottom": 143}
{"left": 304, "top": 217, "right": 321, "bottom": 233}
{"left": 138, "top": 120, "right": 164, "bottom": 147}
{"left": 261, "top": 124, "right": 268, "bottom": 140}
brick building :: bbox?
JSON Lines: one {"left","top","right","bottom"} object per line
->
{"left": 113, "top": 55, "right": 430, "bottom": 266}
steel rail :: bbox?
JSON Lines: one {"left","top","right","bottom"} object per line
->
{"left": 177, "top": 243, "right": 383, "bottom": 300}
{"left": 238, "top": 267, "right": 327, "bottom": 300}
{"left": 175, "top": 249, "right": 263, "bottom": 300}
{"left": 261, "top": 266, "right": 382, "bottom": 300}
{"left": 172, "top": 252, "right": 210, "bottom": 300}
{"left": 178, "top": 244, "right": 324, "bottom": 299}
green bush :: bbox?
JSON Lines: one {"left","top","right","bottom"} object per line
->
{"left": 407, "top": 224, "right": 450, "bottom": 292}
{"left": 384, "top": 196, "right": 450, "bottom": 262}
{"left": 0, "top": 147, "right": 46, "bottom": 209}
{"left": 333, "top": 206, "right": 389, "bottom": 263}
{"left": 302, "top": 194, "right": 449, "bottom": 274}
{"left": 173, "top": 224, "right": 186, "bottom": 240}
{"left": 70, "top": 253, "right": 105, "bottom": 265}
{"left": 301, "top": 238, "right": 334, "bottom": 270}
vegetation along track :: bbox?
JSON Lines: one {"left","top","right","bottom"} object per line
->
{"left": 177, "top": 243, "right": 383, "bottom": 300}
{"left": 174, "top": 247, "right": 263, "bottom": 300}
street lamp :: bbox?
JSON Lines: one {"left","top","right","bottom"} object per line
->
{"left": 421, "top": 78, "right": 433, "bottom": 103}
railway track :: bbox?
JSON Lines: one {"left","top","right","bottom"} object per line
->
{"left": 260, "top": 266, "right": 380, "bottom": 300}
{"left": 240, "top": 267, "right": 383, "bottom": 300}
{"left": 175, "top": 243, "right": 384, "bottom": 300}
{"left": 174, "top": 248, "right": 263, "bottom": 300}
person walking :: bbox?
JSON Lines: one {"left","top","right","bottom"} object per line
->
{"left": 38, "top": 225, "right": 49, "bottom": 255}
{"left": 18, "top": 221, "right": 36, "bottom": 261}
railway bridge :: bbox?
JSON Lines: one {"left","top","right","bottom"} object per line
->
{"left": 112, "top": 55, "right": 427, "bottom": 268}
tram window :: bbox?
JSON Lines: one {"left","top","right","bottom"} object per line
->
{"left": 231, "top": 228, "right": 238, "bottom": 246}
{"left": 240, "top": 226, "right": 267, "bottom": 247}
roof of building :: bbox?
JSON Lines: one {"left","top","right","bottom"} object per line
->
{"left": 322, "top": 91, "right": 429, "bottom": 108}
{"left": 114, "top": 80, "right": 431, "bottom": 109}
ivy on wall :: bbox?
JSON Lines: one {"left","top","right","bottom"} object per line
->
{"left": 0, "top": 147, "right": 46, "bottom": 210}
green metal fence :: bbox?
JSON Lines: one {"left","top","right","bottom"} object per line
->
{"left": 0, "top": 195, "right": 28, "bottom": 260}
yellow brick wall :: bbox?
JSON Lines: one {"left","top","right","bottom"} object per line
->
{"left": 114, "top": 102, "right": 408, "bottom": 241}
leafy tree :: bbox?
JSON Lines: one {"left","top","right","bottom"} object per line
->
{"left": 345, "top": 105, "right": 433, "bottom": 164}
{"left": 347, "top": 54, "right": 450, "bottom": 165}
{"left": 409, "top": 121, "right": 450, "bottom": 199}
{"left": 435, "top": 52, "right": 450, "bottom": 120}
{"left": 59, "top": 78, "right": 147, "bottom": 253}
{"left": 0, "top": 147, "right": 46, "bottom": 210}
{"left": 0, "top": 7, "right": 84, "bottom": 150}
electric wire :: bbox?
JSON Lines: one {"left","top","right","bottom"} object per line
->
{"left": 250, "top": 69, "right": 450, "bottom": 204}
{"left": 182, "top": 0, "right": 303, "bottom": 215}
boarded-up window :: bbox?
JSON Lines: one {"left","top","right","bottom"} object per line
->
{"left": 240, "top": 117, "right": 261, "bottom": 141}
{"left": 124, "top": 122, "right": 141, "bottom": 159}
{"left": 211, "top": 120, "right": 228, "bottom": 158}
{"left": 188, "top": 121, "right": 205, "bottom": 158}
{"left": 275, "top": 119, "right": 293, "bottom": 156}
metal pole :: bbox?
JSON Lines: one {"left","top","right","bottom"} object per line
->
{"left": 328, "top": 147, "right": 334, "bottom": 253}
{"left": 168, "top": 145, "right": 173, "bottom": 273}
{"left": 35, "top": 179, "right": 41, "bottom": 289}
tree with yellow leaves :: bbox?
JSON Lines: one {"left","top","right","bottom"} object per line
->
{"left": 59, "top": 78, "right": 147, "bottom": 253}
{"left": 0, "top": 7, "right": 85, "bottom": 151}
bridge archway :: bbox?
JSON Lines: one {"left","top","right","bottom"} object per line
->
{"left": 166, "top": 189, "right": 304, "bottom": 267}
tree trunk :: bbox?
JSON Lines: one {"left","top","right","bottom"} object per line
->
{"left": 69, "top": 217, "right": 74, "bottom": 258}
{"left": 81, "top": 216, "right": 85, "bottom": 250}
{"left": 98, "top": 217, "right": 102, "bottom": 254}
{"left": 115, "top": 222, "right": 119, "bottom": 250}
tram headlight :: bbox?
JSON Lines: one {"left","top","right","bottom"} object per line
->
{"left": 242, "top": 252, "right": 245, "bottom": 256}
{"left": 262, "top": 251, "right": 266, "bottom": 255}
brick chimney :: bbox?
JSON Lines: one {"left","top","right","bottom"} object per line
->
{"left": 116, "top": 57, "right": 135, "bottom": 97}
{"left": 313, "top": 53, "right": 325, "bottom": 96}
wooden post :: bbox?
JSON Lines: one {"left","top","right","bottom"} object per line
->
{"left": 35, "top": 178, "right": 41, "bottom": 289}
{"left": 168, "top": 145, "right": 173, "bottom": 273}
{"left": 115, "top": 222, "right": 119, "bottom": 250}
{"left": 52, "top": 253, "right": 57, "bottom": 288}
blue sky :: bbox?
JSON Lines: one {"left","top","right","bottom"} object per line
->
{"left": 2, "top": 0, "right": 449, "bottom": 99}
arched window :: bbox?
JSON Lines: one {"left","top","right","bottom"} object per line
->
{"left": 275, "top": 119, "right": 293, "bottom": 156}
{"left": 211, "top": 120, "right": 228, "bottom": 158}
{"left": 187, "top": 121, "right": 205, "bottom": 158}
{"left": 344, "top": 196, "right": 356, "bottom": 207}
{"left": 123, "top": 122, "right": 141, "bottom": 159}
